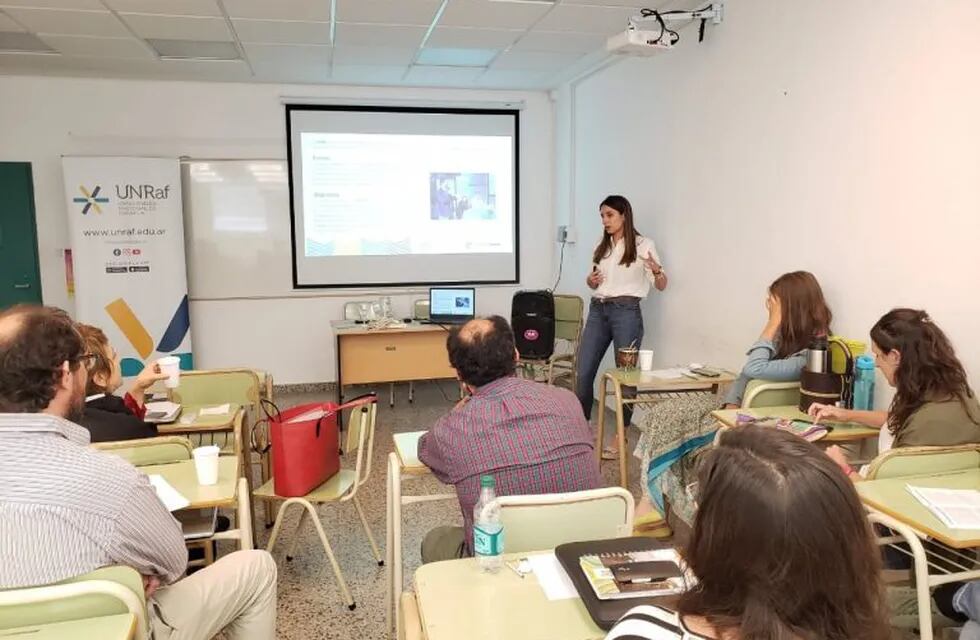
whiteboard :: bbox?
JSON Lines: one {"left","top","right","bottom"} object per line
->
{"left": 182, "top": 159, "right": 295, "bottom": 299}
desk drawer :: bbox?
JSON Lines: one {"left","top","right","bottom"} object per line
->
{"left": 339, "top": 331, "right": 455, "bottom": 385}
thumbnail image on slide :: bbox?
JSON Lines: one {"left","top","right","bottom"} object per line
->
{"left": 429, "top": 173, "right": 496, "bottom": 221}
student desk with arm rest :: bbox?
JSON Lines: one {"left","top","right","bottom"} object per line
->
{"left": 711, "top": 406, "right": 881, "bottom": 443}
{"left": 385, "top": 431, "right": 455, "bottom": 639}
{"left": 856, "top": 469, "right": 980, "bottom": 640}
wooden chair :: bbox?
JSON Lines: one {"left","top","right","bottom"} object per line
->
{"left": 0, "top": 566, "right": 147, "bottom": 639}
{"left": 496, "top": 487, "right": 634, "bottom": 553}
{"left": 546, "top": 294, "right": 585, "bottom": 390}
{"left": 255, "top": 394, "right": 382, "bottom": 610}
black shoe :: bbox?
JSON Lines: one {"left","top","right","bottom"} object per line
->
{"left": 933, "top": 581, "right": 968, "bottom": 623}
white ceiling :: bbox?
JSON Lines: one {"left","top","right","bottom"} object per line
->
{"left": 0, "top": 0, "right": 705, "bottom": 90}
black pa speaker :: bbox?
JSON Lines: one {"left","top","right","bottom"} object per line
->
{"left": 511, "top": 290, "right": 555, "bottom": 360}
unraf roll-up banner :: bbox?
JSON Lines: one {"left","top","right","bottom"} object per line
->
{"left": 63, "top": 156, "right": 192, "bottom": 377}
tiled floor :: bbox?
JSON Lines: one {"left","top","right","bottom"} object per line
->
{"left": 242, "top": 381, "right": 643, "bottom": 640}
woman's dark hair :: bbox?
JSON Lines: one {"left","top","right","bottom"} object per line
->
{"left": 678, "top": 426, "right": 890, "bottom": 640}
{"left": 871, "top": 308, "right": 979, "bottom": 435}
{"left": 0, "top": 305, "right": 85, "bottom": 413}
{"left": 77, "top": 323, "right": 114, "bottom": 396}
{"left": 592, "top": 195, "right": 641, "bottom": 267}
{"left": 446, "top": 315, "right": 517, "bottom": 387}
{"left": 769, "top": 271, "right": 833, "bottom": 358}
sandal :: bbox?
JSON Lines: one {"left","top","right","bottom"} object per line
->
{"left": 632, "top": 510, "right": 673, "bottom": 539}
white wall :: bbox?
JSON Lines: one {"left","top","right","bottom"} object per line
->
{"left": 556, "top": 0, "right": 980, "bottom": 404}
{"left": 0, "top": 75, "right": 554, "bottom": 384}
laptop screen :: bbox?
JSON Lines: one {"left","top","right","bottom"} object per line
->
{"left": 429, "top": 287, "right": 476, "bottom": 322}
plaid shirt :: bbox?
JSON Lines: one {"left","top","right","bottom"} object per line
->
{"left": 418, "top": 376, "right": 601, "bottom": 552}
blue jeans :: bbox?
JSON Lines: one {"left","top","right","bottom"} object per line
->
{"left": 576, "top": 297, "right": 644, "bottom": 422}
{"left": 955, "top": 582, "right": 980, "bottom": 639}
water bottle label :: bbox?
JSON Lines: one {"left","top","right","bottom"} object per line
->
{"left": 473, "top": 525, "right": 503, "bottom": 556}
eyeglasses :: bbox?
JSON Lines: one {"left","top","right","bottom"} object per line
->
{"left": 77, "top": 353, "right": 98, "bottom": 370}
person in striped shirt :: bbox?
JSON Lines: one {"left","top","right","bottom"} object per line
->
{"left": 0, "top": 305, "right": 277, "bottom": 640}
{"left": 606, "top": 426, "right": 890, "bottom": 640}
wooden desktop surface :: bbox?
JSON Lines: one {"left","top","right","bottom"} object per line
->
{"left": 711, "top": 406, "right": 881, "bottom": 443}
{"left": 856, "top": 469, "right": 980, "bottom": 549}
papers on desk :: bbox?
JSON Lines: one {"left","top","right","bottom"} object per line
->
{"left": 199, "top": 404, "right": 231, "bottom": 416}
{"left": 643, "top": 368, "right": 691, "bottom": 380}
{"left": 908, "top": 485, "right": 980, "bottom": 529}
{"left": 528, "top": 553, "right": 578, "bottom": 601}
{"left": 148, "top": 474, "right": 190, "bottom": 512}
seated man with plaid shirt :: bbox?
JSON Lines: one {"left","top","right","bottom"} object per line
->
{"left": 418, "top": 315, "right": 602, "bottom": 563}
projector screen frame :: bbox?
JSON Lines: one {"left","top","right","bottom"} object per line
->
{"left": 284, "top": 103, "right": 521, "bottom": 290}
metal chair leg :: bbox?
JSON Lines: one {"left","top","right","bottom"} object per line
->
{"left": 353, "top": 496, "right": 383, "bottom": 565}
{"left": 285, "top": 508, "right": 309, "bottom": 561}
{"left": 301, "top": 500, "right": 357, "bottom": 610}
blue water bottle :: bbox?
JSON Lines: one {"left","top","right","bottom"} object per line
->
{"left": 852, "top": 355, "right": 875, "bottom": 411}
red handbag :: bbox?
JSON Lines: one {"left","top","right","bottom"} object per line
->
{"left": 258, "top": 394, "right": 376, "bottom": 498}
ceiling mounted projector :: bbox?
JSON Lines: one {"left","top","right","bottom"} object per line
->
{"left": 607, "top": 2, "right": 724, "bottom": 56}
{"left": 606, "top": 29, "right": 675, "bottom": 56}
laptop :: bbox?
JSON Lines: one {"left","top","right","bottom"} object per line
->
{"left": 428, "top": 287, "right": 476, "bottom": 325}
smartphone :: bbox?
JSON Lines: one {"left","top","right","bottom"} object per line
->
{"left": 612, "top": 561, "right": 681, "bottom": 584}
{"left": 690, "top": 367, "right": 720, "bottom": 378}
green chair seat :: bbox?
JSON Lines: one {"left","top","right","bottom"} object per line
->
{"left": 253, "top": 469, "right": 356, "bottom": 503}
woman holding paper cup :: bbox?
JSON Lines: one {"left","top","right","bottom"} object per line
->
{"left": 76, "top": 324, "right": 169, "bottom": 442}
{"left": 577, "top": 195, "right": 667, "bottom": 456}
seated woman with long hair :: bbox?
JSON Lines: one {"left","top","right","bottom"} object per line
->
{"left": 722, "top": 270, "right": 833, "bottom": 408}
{"left": 77, "top": 323, "right": 168, "bottom": 442}
{"left": 607, "top": 426, "right": 890, "bottom": 640}
{"left": 809, "top": 308, "right": 980, "bottom": 477}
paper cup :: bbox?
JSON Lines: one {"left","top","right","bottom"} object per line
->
{"left": 639, "top": 349, "right": 654, "bottom": 371}
{"left": 158, "top": 356, "right": 181, "bottom": 389}
{"left": 192, "top": 445, "right": 221, "bottom": 486}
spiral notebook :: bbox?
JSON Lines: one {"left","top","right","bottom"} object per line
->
{"left": 578, "top": 548, "right": 693, "bottom": 600}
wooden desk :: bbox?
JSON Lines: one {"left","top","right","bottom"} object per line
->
{"left": 334, "top": 322, "right": 455, "bottom": 405}
{"left": 414, "top": 553, "right": 604, "bottom": 640}
{"left": 597, "top": 368, "right": 736, "bottom": 488}
{"left": 711, "top": 406, "right": 881, "bottom": 443}
{"left": 856, "top": 469, "right": 980, "bottom": 549}
{"left": 856, "top": 469, "right": 980, "bottom": 640}
{"left": 385, "top": 431, "right": 455, "bottom": 639}
{"left": 144, "top": 457, "right": 253, "bottom": 550}
{"left": 0, "top": 613, "right": 136, "bottom": 640}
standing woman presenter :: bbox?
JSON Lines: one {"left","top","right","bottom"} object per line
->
{"left": 577, "top": 195, "right": 667, "bottom": 456}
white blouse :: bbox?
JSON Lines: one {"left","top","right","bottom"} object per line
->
{"left": 593, "top": 236, "right": 663, "bottom": 299}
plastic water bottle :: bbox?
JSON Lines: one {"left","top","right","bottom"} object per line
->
{"left": 852, "top": 355, "right": 875, "bottom": 411}
{"left": 473, "top": 474, "right": 503, "bottom": 573}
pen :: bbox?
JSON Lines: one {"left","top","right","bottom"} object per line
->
{"left": 506, "top": 559, "right": 527, "bottom": 579}
{"left": 680, "top": 371, "right": 700, "bottom": 381}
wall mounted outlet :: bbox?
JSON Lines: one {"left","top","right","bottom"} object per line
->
{"left": 557, "top": 225, "right": 576, "bottom": 243}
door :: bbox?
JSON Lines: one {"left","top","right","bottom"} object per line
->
{"left": 0, "top": 162, "right": 43, "bottom": 309}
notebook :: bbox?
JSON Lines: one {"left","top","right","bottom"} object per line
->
{"left": 578, "top": 548, "right": 693, "bottom": 600}
{"left": 735, "top": 413, "right": 829, "bottom": 443}
{"left": 907, "top": 486, "right": 980, "bottom": 529}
